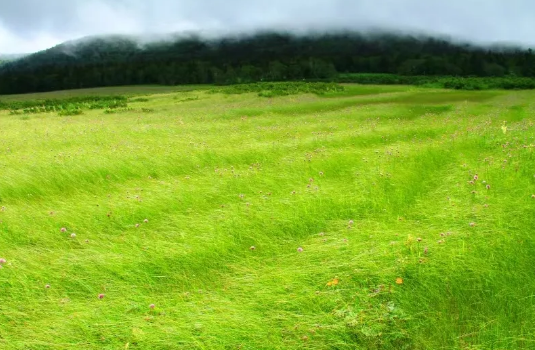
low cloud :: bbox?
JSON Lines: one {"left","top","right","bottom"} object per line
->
{"left": 1, "top": 0, "right": 534, "bottom": 53}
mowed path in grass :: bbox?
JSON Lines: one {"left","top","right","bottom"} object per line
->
{"left": 0, "top": 85, "right": 534, "bottom": 349}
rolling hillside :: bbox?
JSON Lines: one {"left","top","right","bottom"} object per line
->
{"left": 1, "top": 31, "right": 534, "bottom": 94}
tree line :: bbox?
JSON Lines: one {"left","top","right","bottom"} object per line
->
{"left": 0, "top": 31, "right": 534, "bottom": 94}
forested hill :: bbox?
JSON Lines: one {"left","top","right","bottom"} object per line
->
{"left": 0, "top": 54, "right": 26, "bottom": 66}
{"left": 1, "top": 31, "right": 534, "bottom": 94}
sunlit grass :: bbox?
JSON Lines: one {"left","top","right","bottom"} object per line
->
{"left": 0, "top": 84, "right": 534, "bottom": 349}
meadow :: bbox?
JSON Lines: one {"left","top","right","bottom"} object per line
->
{"left": 0, "top": 83, "right": 534, "bottom": 349}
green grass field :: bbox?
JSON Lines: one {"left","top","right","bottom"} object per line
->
{"left": 0, "top": 84, "right": 534, "bottom": 349}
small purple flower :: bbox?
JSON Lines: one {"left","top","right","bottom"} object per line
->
{"left": 149, "top": 304, "right": 155, "bottom": 309}
{"left": 469, "top": 222, "right": 476, "bottom": 227}
{"left": 297, "top": 247, "right": 303, "bottom": 252}
{"left": 0, "top": 258, "right": 6, "bottom": 264}
{"left": 60, "top": 227, "right": 67, "bottom": 232}
{"left": 98, "top": 294, "right": 105, "bottom": 299}
{"left": 348, "top": 220, "right": 354, "bottom": 225}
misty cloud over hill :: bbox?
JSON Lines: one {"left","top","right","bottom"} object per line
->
{"left": 1, "top": 30, "right": 534, "bottom": 95}
{"left": 0, "top": 0, "right": 534, "bottom": 53}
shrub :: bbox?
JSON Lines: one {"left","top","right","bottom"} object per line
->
{"left": 336, "top": 74, "right": 535, "bottom": 90}
{"left": 211, "top": 82, "right": 345, "bottom": 97}
{"left": 58, "top": 109, "right": 83, "bottom": 116}
{"left": 0, "top": 95, "right": 128, "bottom": 114}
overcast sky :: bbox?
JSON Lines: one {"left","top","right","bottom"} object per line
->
{"left": 1, "top": 0, "right": 534, "bottom": 53}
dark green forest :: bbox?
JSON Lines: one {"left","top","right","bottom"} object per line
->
{"left": 1, "top": 31, "right": 535, "bottom": 94}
